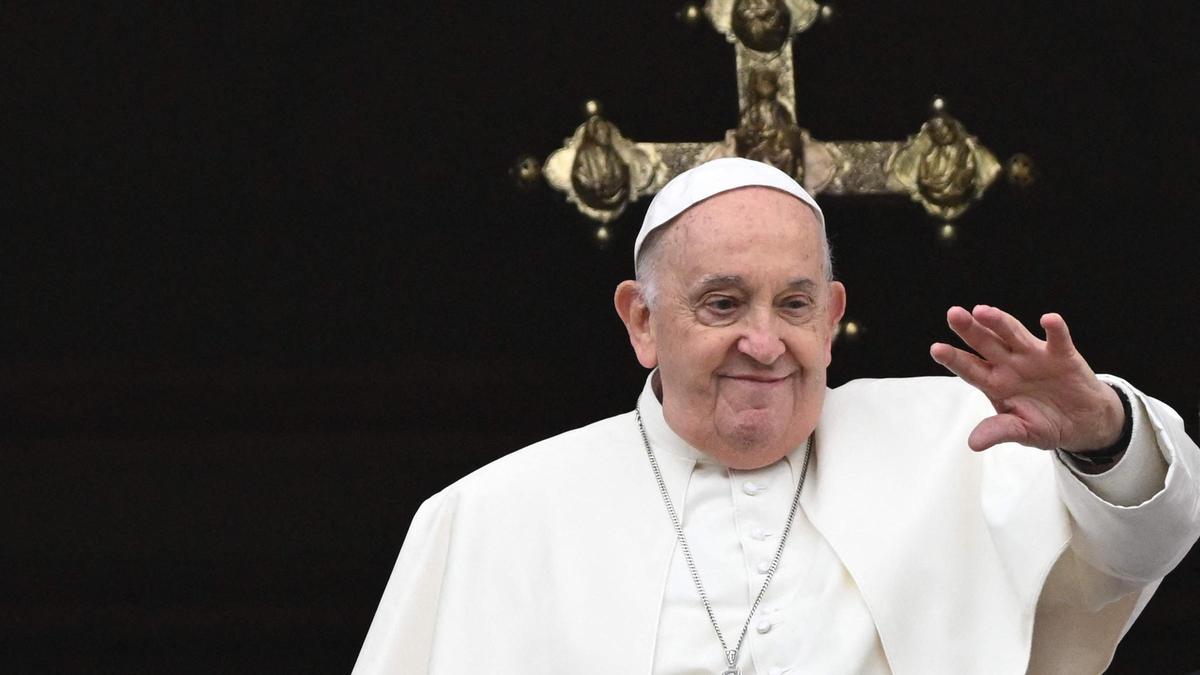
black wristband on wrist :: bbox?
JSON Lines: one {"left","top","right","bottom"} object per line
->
{"left": 1066, "top": 385, "right": 1133, "bottom": 467}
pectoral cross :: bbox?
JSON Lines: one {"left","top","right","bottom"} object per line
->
{"left": 520, "top": 0, "right": 1024, "bottom": 229}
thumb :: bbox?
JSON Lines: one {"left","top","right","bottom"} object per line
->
{"left": 968, "top": 414, "right": 1031, "bottom": 452}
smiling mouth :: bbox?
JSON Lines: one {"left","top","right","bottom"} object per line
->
{"left": 722, "top": 373, "right": 793, "bottom": 383}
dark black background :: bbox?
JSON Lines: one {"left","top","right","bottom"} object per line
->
{"left": 3, "top": 2, "right": 1197, "bottom": 672}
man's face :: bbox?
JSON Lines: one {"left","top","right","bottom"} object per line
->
{"left": 638, "top": 186, "right": 845, "bottom": 469}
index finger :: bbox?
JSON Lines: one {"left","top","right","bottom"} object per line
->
{"left": 946, "top": 306, "right": 1009, "bottom": 362}
{"left": 971, "top": 305, "right": 1036, "bottom": 351}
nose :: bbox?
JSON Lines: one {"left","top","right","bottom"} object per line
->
{"left": 737, "top": 312, "right": 786, "bottom": 365}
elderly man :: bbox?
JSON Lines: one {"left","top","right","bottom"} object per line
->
{"left": 354, "top": 158, "right": 1200, "bottom": 674}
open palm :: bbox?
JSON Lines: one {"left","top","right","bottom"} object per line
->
{"left": 930, "top": 305, "right": 1125, "bottom": 452}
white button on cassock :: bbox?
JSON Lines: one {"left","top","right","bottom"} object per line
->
{"left": 749, "top": 527, "right": 772, "bottom": 540}
{"left": 756, "top": 620, "right": 773, "bottom": 634}
{"left": 742, "top": 481, "right": 767, "bottom": 496}
{"left": 756, "top": 560, "right": 772, "bottom": 574}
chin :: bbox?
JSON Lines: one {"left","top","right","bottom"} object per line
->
{"left": 722, "top": 416, "right": 784, "bottom": 453}
{"left": 725, "top": 407, "right": 780, "bottom": 434}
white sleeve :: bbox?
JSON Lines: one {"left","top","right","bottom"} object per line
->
{"left": 1055, "top": 379, "right": 1166, "bottom": 507}
{"left": 352, "top": 492, "right": 455, "bottom": 675}
{"left": 1052, "top": 375, "right": 1200, "bottom": 584}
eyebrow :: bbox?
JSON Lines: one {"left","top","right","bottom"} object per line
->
{"left": 784, "top": 278, "right": 818, "bottom": 293}
{"left": 690, "top": 275, "right": 818, "bottom": 294}
{"left": 692, "top": 274, "right": 745, "bottom": 293}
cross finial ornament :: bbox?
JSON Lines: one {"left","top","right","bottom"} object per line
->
{"left": 533, "top": 0, "right": 1006, "bottom": 224}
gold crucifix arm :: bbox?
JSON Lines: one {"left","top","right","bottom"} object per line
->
{"left": 805, "top": 109, "right": 1004, "bottom": 221}
{"left": 530, "top": 1, "right": 1015, "bottom": 225}
{"left": 542, "top": 105, "right": 1003, "bottom": 223}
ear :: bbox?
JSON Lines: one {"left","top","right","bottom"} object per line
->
{"left": 824, "top": 281, "right": 847, "bottom": 364}
{"left": 614, "top": 280, "right": 658, "bottom": 369}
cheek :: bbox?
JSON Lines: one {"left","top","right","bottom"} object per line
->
{"left": 662, "top": 324, "right": 722, "bottom": 357}
{"left": 789, "top": 331, "right": 831, "bottom": 368}
{"left": 693, "top": 332, "right": 738, "bottom": 367}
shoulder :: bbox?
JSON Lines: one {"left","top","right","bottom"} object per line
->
{"left": 829, "top": 375, "right": 985, "bottom": 408}
{"left": 437, "top": 410, "right": 643, "bottom": 503}
{"left": 831, "top": 374, "right": 974, "bottom": 397}
{"left": 823, "top": 376, "right": 992, "bottom": 437}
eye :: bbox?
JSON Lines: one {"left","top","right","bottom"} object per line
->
{"left": 704, "top": 295, "right": 739, "bottom": 313}
{"left": 780, "top": 295, "right": 812, "bottom": 315}
{"left": 694, "top": 293, "right": 743, "bottom": 326}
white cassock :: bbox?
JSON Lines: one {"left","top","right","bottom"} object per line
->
{"left": 353, "top": 375, "right": 1200, "bottom": 674}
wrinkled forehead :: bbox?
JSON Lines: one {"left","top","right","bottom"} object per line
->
{"left": 634, "top": 157, "right": 825, "bottom": 266}
{"left": 660, "top": 187, "right": 825, "bottom": 264}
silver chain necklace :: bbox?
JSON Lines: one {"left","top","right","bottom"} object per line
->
{"left": 635, "top": 406, "right": 813, "bottom": 675}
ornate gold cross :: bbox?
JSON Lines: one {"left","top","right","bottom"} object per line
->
{"left": 520, "top": 0, "right": 1025, "bottom": 227}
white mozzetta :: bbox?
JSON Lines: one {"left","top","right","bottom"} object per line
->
{"left": 354, "top": 375, "right": 1200, "bottom": 675}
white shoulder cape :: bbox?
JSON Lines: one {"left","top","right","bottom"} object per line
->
{"left": 354, "top": 376, "right": 1200, "bottom": 674}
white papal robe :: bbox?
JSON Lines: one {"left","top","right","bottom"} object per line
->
{"left": 354, "top": 375, "right": 1200, "bottom": 674}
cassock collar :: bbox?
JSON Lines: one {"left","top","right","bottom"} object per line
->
{"left": 637, "top": 370, "right": 709, "bottom": 463}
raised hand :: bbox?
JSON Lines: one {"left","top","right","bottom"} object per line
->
{"left": 929, "top": 305, "right": 1125, "bottom": 453}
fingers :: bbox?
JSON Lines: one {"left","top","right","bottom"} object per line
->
{"left": 945, "top": 306, "right": 1010, "bottom": 361}
{"left": 972, "top": 305, "right": 1034, "bottom": 350}
{"left": 968, "top": 414, "right": 1034, "bottom": 452}
{"left": 1040, "top": 313, "right": 1076, "bottom": 356}
{"left": 947, "top": 306, "right": 1065, "bottom": 362}
{"left": 930, "top": 342, "right": 991, "bottom": 389}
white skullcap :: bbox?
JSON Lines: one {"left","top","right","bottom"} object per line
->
{"left": 633, "top": 157, "right": 825, "bottom": 264}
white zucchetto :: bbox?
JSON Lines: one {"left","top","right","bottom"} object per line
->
{"left": 633, "top": 157, "right": 825, "bottom": 264}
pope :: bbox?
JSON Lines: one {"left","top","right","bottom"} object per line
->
{"left": 353, "top": 158, "right": 1200, "bottom": 674}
